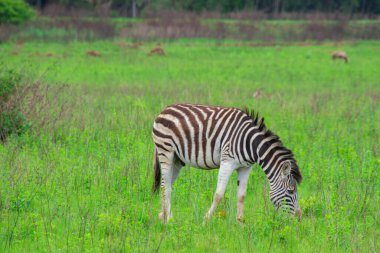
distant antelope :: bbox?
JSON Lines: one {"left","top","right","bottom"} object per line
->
{"left": 331, "top": 51, "right": 348, "bottom": 63}
{"left": 86, "top": 50, "right": 102, "bottom": 57}
{"left": 148, "top": 47, "right": 165, "bottom": 56}
{"left": 253, "top": 90, "right": 262, "bottom": 99}
{"left": 152, "top": 104, "right": 302, "bottom": 223}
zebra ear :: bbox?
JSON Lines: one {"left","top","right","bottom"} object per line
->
{"left": 281, "top": 161, "right": 292, "bottom": 179}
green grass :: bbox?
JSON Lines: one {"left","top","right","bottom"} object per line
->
{"left": 0, "top": 39, "right": 379, "bottom": 252}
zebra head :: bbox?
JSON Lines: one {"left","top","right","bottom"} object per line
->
{"left": 269, "top": 160, "right": 302, "bottom": 217}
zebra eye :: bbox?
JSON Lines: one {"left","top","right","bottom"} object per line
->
{"left": 287, "top": 189, "right": 295, "bottom": 195}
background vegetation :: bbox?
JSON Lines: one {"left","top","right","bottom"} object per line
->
{"left": 0, "top": 1, "right": 379, "bottom": 252}
{"left": 0, "top": 0, "right": 35, "bottom": 24}
{"left": 23, "top": 0, "right": 380, "bottom": 17}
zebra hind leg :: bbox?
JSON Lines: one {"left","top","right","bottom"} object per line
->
{"left": 171, "top": 156, "right": 183, "bottom": 185}
{"left": 161, "top": 154, "right": 183, "bottom": 221}
{"left": 156, "top": 149, "right": 176, "bottom": 223}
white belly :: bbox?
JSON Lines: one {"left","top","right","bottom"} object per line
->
{"left": 177, "top": 149, "right": 221, "bottom": 170}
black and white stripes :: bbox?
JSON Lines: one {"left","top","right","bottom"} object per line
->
{"left": 152, "top": 103, "right": 302, "bottom": 222}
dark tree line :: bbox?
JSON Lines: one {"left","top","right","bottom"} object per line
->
{"left": 170, "top": 0, "right": 380, "bottom": 14}
{"left": 25, "top": 0, "right": 380, "bottom": 15}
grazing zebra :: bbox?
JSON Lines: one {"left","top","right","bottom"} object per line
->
{"left": 152, "top": 104, "right": 302, "bottom": 222}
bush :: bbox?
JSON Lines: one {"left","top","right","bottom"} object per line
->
{"left": 0, "top": 67, "right": 72, "bottom": 143}
{"left": 0, "top": 70, "right": 30, "bottom": 142}
{"left": 0, "top": 0, "right": 35, "bottom": 25}
{"left": 0, "top": 110, "right": 29, "bottom": 142}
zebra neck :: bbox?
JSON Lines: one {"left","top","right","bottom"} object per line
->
{"left": 259, "top": 148, "right": 294, "bottom": 183}
{"left": 247, "top": 127, "right": 289, "bottom": 178}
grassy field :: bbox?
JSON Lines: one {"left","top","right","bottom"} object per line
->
{"left": 0, "top": 39, "right": 379, "bottom": 252}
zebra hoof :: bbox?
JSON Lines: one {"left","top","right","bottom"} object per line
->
{"left": 236, "top": 217, "right": 245, "bottom": 223}
{"left": 204, "top": 212, "right": 212, "bottom": 221}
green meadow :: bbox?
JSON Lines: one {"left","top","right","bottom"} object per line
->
{"left": 0, "top": 39, "right": 379, "bottom": 252}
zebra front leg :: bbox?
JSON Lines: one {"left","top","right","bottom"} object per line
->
{"left": 205, "top": 161, "right": 236, "bottom": 220}
{"left": 236, "top": 167, "right": 252, "bottom": 222}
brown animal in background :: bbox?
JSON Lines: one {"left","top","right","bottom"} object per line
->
{"left": 331, "top": 51, "right": 348, "bottom": 63}
{"left": 253, "top": 89, "right": 272, "bottom": 100}
{"left": 86, "top": 50, "right": 102, "bottom": 57}
{"left": 129, "top": 42, "right": 143, "bottom": 49}
{"left": 148, "top": 47, "right": 165, "bottom": 56}
{"left": 253, "top": 90, "right": 262, "bottom": 99}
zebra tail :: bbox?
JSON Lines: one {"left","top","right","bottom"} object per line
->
{"left": 152, "top": 148, "right": 161, "bottom": 194}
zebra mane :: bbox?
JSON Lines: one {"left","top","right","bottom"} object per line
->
{"left": 241, "top": 106, "right": 266, "bottom": 131}
{"left": 241, "top": 107, "right": 303, "bottom": 184}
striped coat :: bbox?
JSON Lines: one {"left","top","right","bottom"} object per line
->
{"left": 152, "top": 104, "right": 302, "bottom": 222}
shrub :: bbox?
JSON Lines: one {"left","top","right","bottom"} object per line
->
{"left": 0, "top": 70, "right": 29, "bottom": 142}
{"left": 0, "top": 67, "right": 72, "bottom": 143}
{"left": 0, "top": 110, "right": 29, "bottom": 142}
{"left": 0, "top": 0, "right": 35, "bottom": 25}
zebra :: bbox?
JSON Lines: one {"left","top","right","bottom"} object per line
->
{"left": 152, "top": 103, "right": 302, "bottom": 223}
